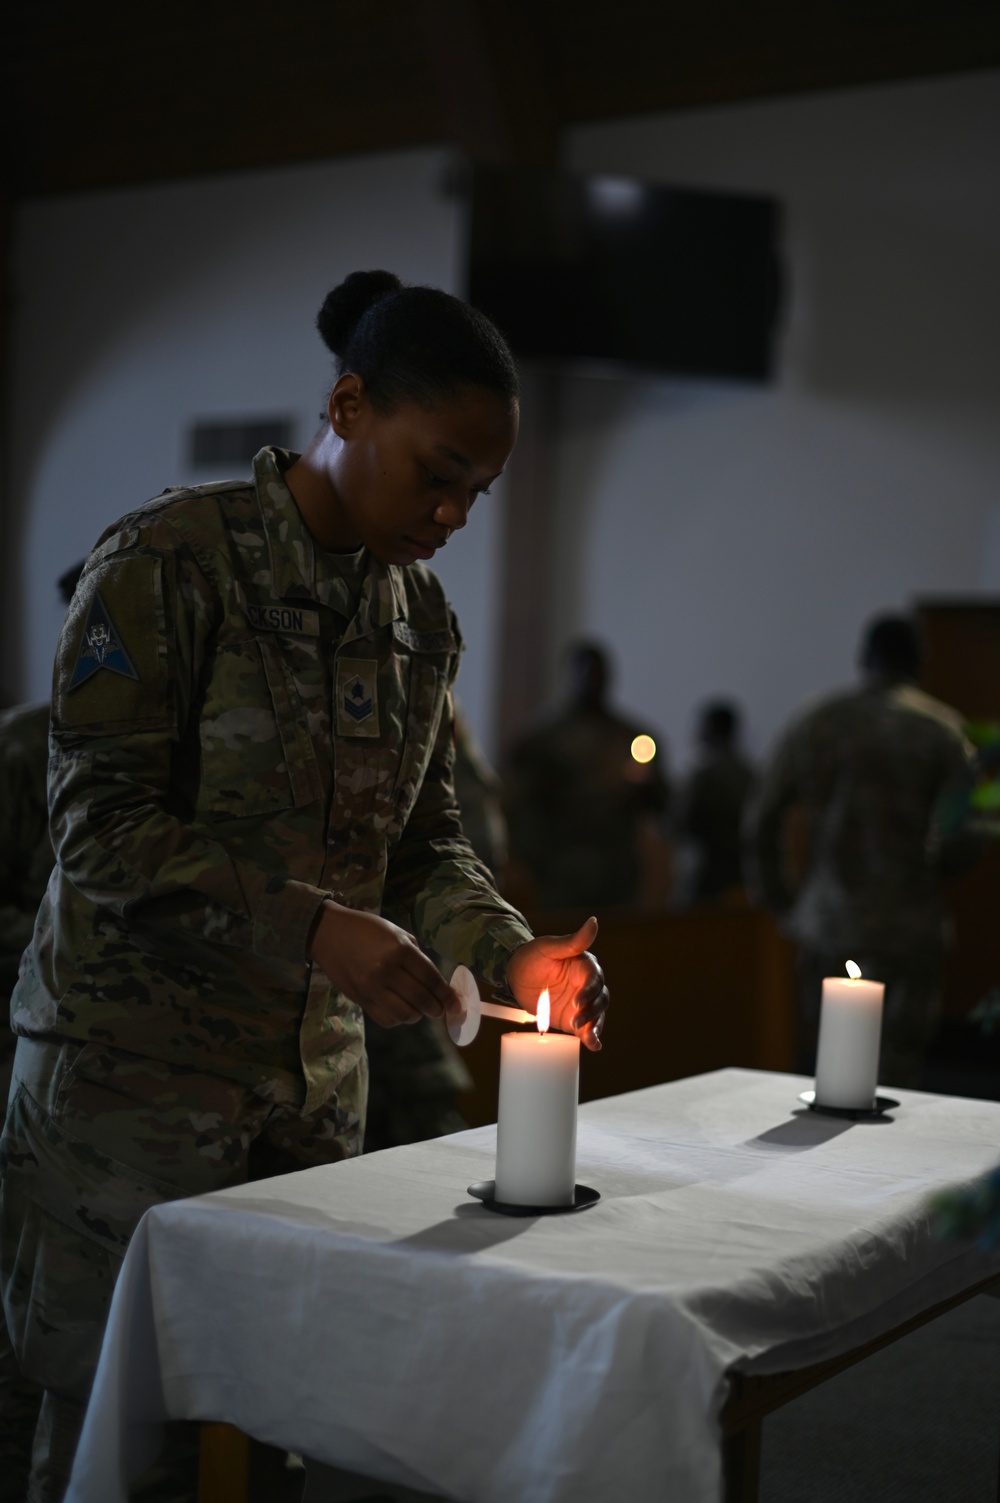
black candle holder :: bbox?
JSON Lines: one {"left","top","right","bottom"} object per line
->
{"left": 798, "top": 1089, "right": 900, "bottom": 1121}
{"left": 467, "top": 1180, "right": 600, "bottom": 1217}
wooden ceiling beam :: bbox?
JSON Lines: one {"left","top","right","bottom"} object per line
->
{"left": 2, "top": 0, "right": 998, "bottom": 199}
{"left": 543, "top": 0, "right": 1000, "bottom": 120}
{"left": 3, "top": 1, "right": 445, "bottom": 196}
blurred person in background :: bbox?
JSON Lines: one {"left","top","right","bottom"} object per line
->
{"left": 505, "top": 640, "right": 671, "bottom": 910}
{"left": 673, "top": 699, "right": 755, "bottom": 906}
{"left": 0, "top": 564, "right": 84, "bottom": 1105}
{"left": 364, "top": 703, "right": 507, "bottom": 1152}
{"left": 746, "top": 614, "right": 981, "bottom": 1087}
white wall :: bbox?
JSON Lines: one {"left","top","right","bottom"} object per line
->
{"left": 10, "top": 71, "right": 1000, "bottom": 772}
{"left": 8, "top": 147, "right": 504, "bottom": 751}
{"left": 557, "top": 70, "right": 1000, "bottom": 770}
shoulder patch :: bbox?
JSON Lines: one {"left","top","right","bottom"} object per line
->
{"left": 54, "top": 553, "right": 170, "bottom": 733}
{"left": 69, "top": 592, "right": 139, "bottom": 688}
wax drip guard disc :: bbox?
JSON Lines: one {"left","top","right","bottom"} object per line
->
{"left": 467, "top": 1181, "right": 601, "bottom": 1217}
{"left": 447, "top": 965, "right": 482, "bottom": 1046}
{"left": 798, "top": 1089, "right": 900, "bottom": 1120}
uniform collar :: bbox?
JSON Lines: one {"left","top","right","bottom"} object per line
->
{"left": 253, "top": 446, "right": 406, "bottom": 632}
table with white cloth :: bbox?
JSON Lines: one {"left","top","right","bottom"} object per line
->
{"left": 66, "top": 1068, "right": 1000, "bottom": 1503}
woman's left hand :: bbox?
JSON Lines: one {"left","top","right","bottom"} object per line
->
{"left": 506, "top": 916, "right": 608, "bottom": 1051}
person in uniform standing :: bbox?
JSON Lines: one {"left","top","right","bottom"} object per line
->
{"left": 0, "top": 708, "right": 52, "bottom": 1097}
{"left": 0, "top": 565, "right": 84, "bottom": 1107}
{"left": 746, "top": 615, "right": 978, "bottom": 1086}
{"left": 0, "top": 271, "right": 608, "bottom": 1502}
{"left": 505, "top": 640, "right": 670, "bottom": 910}
{"left": 673, "top": 700, "right": 755, "bottom": 905}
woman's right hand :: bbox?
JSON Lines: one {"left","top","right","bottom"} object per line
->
{"left": 308, "top": 900, "right": 460, "bottom": 1028}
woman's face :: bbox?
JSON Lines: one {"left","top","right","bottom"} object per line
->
{"left": 324, "top": 377, "right": 518, "bottom": 566}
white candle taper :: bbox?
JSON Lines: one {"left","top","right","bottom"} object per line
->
{"left": 479, "top": 1000, "right": 534, "bottom": 1024}
{"left": 494, "top": 989, "right": 580, "bottom": 1207}
{"left": 447, "top": 967, "right": 541, "bottom": 1046}
{"left": 814, "top": 961, "right": 885, "bottom": 1110}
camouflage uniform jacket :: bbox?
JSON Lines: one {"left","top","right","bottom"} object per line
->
{"left": 747, "top": 682, "right": 974, "bottom": 955}
{"left": 12, "top": 448, "right": 532, "bottom": 1113}
{"left": 0, "top": 702, "right": 53, "bottom": 1009}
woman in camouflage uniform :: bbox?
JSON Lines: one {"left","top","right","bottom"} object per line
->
{"left": 0, "top": 271, "right": 608, "bottom": 1502}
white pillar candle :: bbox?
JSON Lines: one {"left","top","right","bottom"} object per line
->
{"left": 814, "top": 965, "right": 885, "bottom": 1110}
{"left": 495, "top": 992, "right": 580, "bottom": 1206}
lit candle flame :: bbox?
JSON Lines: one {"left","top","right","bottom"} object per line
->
{"left": 845, "top": 960, "right": 862, "bottom": 980}
{"left": 536, "top": 988, "right": 550, "bottom": 1035}
{"left": 630, "top": 734, "right": 656, "bottom": 765}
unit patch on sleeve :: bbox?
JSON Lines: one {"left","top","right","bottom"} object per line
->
{"left": 336, "top": 658, "right": 380, "bottom": 738}
{"left": 69, "top": 592, "right": 139, "bottom": 688}
{"left": 54, "top": 553, "right": 170, "bottom": 732}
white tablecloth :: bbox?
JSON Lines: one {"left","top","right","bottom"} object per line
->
{"left": 66, "top": 1069, "right": 1000, "bottom": 1503}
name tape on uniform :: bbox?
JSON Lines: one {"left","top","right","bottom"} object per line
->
{"left": 243, "top": 601, "right": 321, "bottom": 637}
{"left": 392, "top": 620, "right": 456, "bottom": 653}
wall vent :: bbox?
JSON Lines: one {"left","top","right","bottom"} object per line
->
{"left": 188, "top": 416, "right": 296, "bottom": 467}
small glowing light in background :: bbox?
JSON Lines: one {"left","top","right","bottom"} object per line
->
{"left": 536, "top": 988, "right": 551, "bottom": 1034}
{"left": 846, "top": 960, "right": 862, "bottom": 980}
{"left": 630, "top": 734, "right": 656, "bottom": 764}
{"left": 588, "top": 176, "right": 646, "bottom": 217}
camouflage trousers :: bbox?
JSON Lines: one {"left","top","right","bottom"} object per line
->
{"left": 795, "top": 946, "right": 944, "bottom": 1089}
{"left": 362, "top": 1014, "right": 472, "bottom": 1155}
{"left": 0, "top": 1034, "right": 366, "bottom": 1503}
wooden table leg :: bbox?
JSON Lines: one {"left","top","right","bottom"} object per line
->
{"left": 723, "top": 1416, "right": 761, "bottom": 1503}
{"left": 198, "top": 1422, "right": 250, "bottom": 1503}
{"left": 720, "top": 1275, "right": 1000, "bottom": 1503}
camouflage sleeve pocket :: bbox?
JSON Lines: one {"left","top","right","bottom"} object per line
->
{"left": 53, "top": 553, "right": 170, "bottom": 733}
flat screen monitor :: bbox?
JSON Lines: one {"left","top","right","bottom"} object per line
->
{"left": 467, "top": 166, "right": 784, "bottom": 381}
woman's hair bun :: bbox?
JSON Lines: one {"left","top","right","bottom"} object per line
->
{"left": 316, "top": 270, "right": 402, "bottom": 355}
{"left": 314, "top": 270, "right": 519, "bottom": 413}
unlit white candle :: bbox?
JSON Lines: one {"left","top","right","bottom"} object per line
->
{"left": 814, "top": 974, "right": 885, "bottom": 1110}
{"left": 494, "top": 1031, "right": 580, "bottom": 1206}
